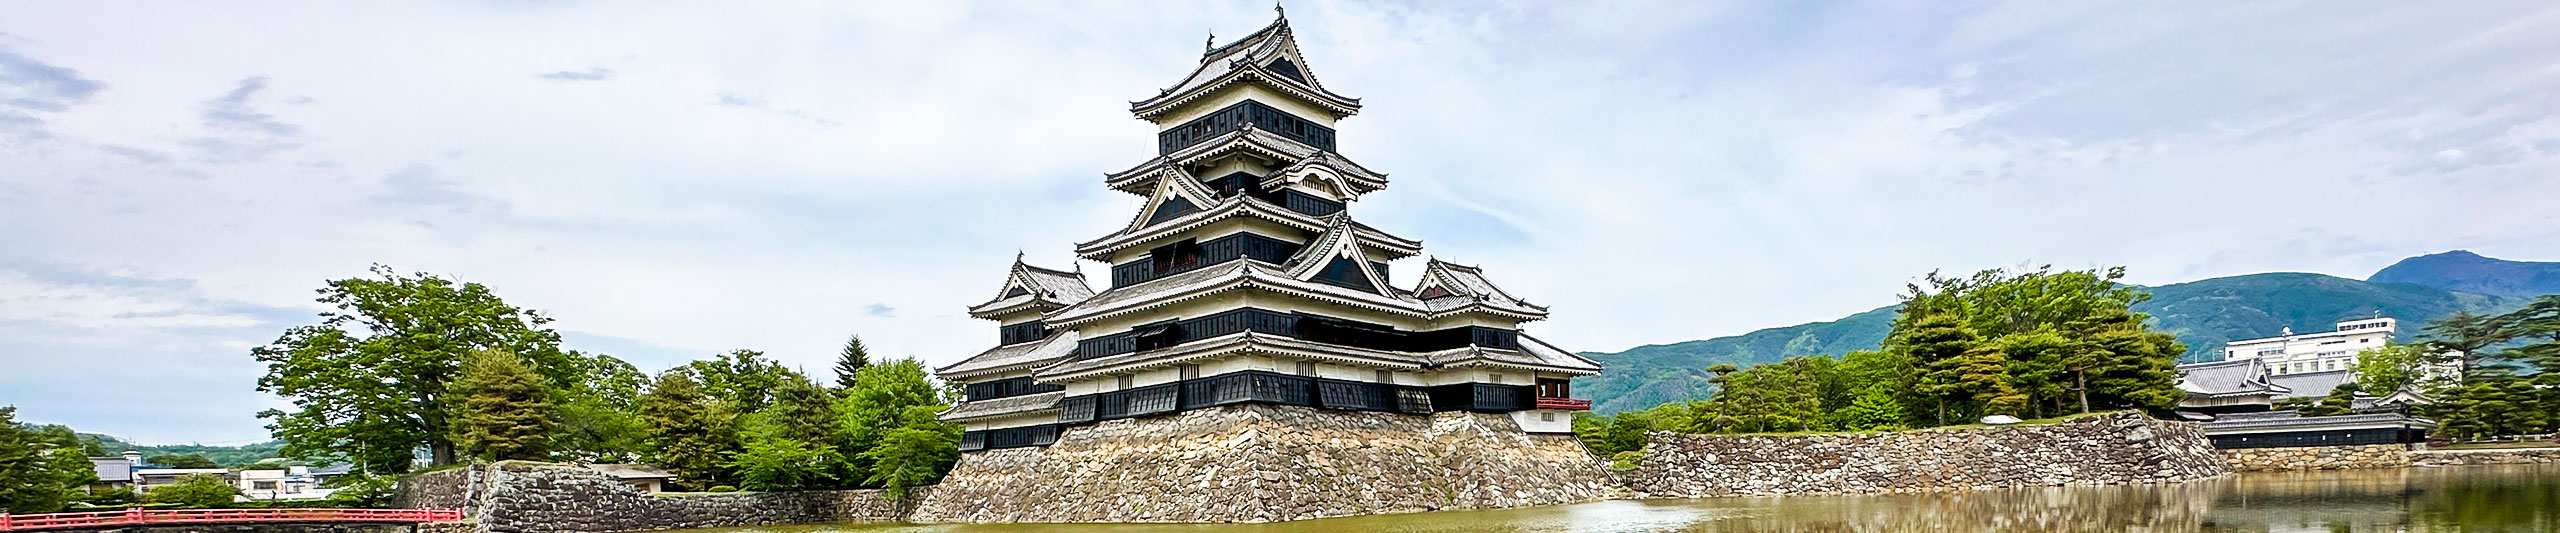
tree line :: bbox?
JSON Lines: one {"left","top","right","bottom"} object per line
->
{"left": 2405, "top": 296, "right": 2560, "bottom": 439}
{"left": 254, "top": 266, "right": 958, "bottom": 497}
{"left": 1576, "top": 266, "right": 2187, "bottom": 456}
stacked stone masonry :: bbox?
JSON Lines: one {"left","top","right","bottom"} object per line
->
{"left": 1621, "top": 411, "right": 2231, "bottom": 498}
{"left": 394, "top": 462, "right": 914, "bottom": 533}
{"left": 2223, "top": 444, "right": 2560, "bottom": 471}
{"left": 909, "top": 404, "right": 1619, "bottom": 523}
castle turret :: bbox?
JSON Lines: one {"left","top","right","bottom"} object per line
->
{"left": 933, "top": 9, "right": 1599, "bottom": 454}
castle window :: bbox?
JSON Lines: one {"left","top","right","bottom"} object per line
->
{"left": 1117, "top": 374, "right": 1135, "bottom": 390}
{"left": 1180, "top": 364, "right": 1200, "bottom": 380}
{"left": 1486, "top": 373, "right": 1505, "bottom": 384}
{"left": 1536, "top": 378, "right": 1571, "bottom": 399}
{"left": 1150, "top": 239, "right": 1205, "bottom": 275}
{"left": 1375, "top": 370, "right": 1393, "bottom": 384}
{"left": 1295, "top": 361, "right": 1317, "bottom": 377}
{"left": 1133, "top": 321, "right": 1183, "bottom": 351}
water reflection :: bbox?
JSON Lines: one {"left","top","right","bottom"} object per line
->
{"left": 678, "top": 464, "right": 2560, "bottom": 533}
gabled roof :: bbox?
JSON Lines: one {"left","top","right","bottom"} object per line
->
{"left": 1112, "top": 167, "right": 1225, "bottom": 236}
{"left": 1280, "top": 214, "right": 1391, "bottom": 294}
{"left": 967, "top": 257, "right": 1096, "bottom": 319}
{"left": 1073, "top": 191, "right": 1420, "bottom": 262}
{"left": 1105, "top": 127, "right": 1376, "bottom": 196}
{"left": 1132, "top": 9, "right": 1359, "bottom": 121}
{"left": 2176, "top": 359, "right": 2288, "bottom": 398}
{"left": 1262, "top": 151, "right": 1387, "bottom": 198}
{"left": 936, "top": 329, "right": 1082, "bottom": 381}
{"left": 1413, "top": 259, "right": 1548, "bottom": 318}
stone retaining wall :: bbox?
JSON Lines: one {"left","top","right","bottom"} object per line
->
{"left": 395, "top": 462, "right": 913, "bottom": 533}
{"left": 1621, "top": 411, "right": 2229, "bottom": 498}
{"left": 2221, "top": 444, "right": 2414, "bottom": 471}
{"left": 908, "top": 404, "right": 1618, "bottom": 523}
{"left": 2220, "top": 445, "right": 2560, "bottom": 471}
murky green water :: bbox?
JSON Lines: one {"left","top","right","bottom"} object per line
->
{"left": 681, "top": 463, "right": 2560, "bottom": 532}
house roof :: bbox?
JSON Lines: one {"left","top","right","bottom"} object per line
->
{"left": 2176, "top": 359, "right": 2288, "bottom": 398}
{"left": 2201, "top": 410, "right": 2437, "bottom": 433}
{"left": 585, "top": 463, "right": 676, "bottom": 480}
{"left": 938, "top": 391, "right": 1067, "bottom": 422}
{"left": 935, "top": 329, "right": 1082, "bottom": 381}
{"left": 967, "top": 257, "right": 1096, "bottom": 319}
{"left": 1131, "top": 9, "right": 1360, "bottom": 121}
{"left": 2267, "top": 370, "right": 2355, "bottom": 399}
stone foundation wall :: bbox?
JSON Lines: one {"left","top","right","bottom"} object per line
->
{"left": 1622, "top": 411, "right": 2229, "bottom": 498}
{"left": 909, "top": 404, "right": 1618, "bottom": 523}
{"left": 2221, "top": 444, "right": 2414, "bottom": 471}
{"left": 2413, "top": 448, "right": 2560, "bottom": 466}
{"left": 2220, "top": 445, "right": 2560, "bottom": 471}
{"left": 394, "top": 462, "right": 913, "bottom": 533}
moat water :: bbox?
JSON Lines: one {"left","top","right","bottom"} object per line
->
{"left": 680, "top": 463, "right": 2560, "bottom": 532}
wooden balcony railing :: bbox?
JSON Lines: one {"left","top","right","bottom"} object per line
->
{"left": 1535, "top": 397, "right": 1592, "bottom": 411}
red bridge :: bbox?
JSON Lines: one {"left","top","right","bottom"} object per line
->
{"left": 0, "top": 508, "right": 465, "bottom": 531}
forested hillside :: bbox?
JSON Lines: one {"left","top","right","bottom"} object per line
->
{"left": 1576, "top": 260, "right": 2537, "bottom": 414}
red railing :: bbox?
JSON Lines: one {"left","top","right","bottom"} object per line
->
{"left": 0, "top": 508, "right": 463, "bottom": 531}
{"left": 1535, "top": 397, "right": 1592, "bottom": 411}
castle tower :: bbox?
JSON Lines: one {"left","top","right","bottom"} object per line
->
{"left": 933, "top": 9, "right": 1601, "bottom": 454}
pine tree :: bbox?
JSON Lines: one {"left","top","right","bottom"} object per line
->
{"left": 1900, "top": 314, "right": 1981, "bottom": 426}
{"left": 450, "top": 349, "right": 555, "bottom": 462}
{"left": 834, "top": 335, "right": 872, "bottom": 392}
{"left": 642, "top": 372, "right": 740, "bottom": 489}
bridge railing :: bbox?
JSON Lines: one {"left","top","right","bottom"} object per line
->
{"left": 0, "top": 507, "right": 464, "bottom": 531}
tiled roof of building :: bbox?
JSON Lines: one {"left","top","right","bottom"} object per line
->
{"left": 2201, "top": 410, "right": 2436, "bottom": 432}
{"left": 1130, "top": 10, "right": 1359, "bottom": 120}
{"left": 936, "top": 330, "right": 1082, "bottom": 381}
{"left": 968, "top": 258, "right": 1095, "bottom": 318}
{"left": 2267, "top": 370, "right": 2354, "bottom": 399}
{"left": 938, "top": 391, "right": 1066, "bottom": 422}
{"left": 2176, "top": 359, "right": 2286, "bottom": 397}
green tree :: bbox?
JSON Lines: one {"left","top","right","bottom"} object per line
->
{"left": 838, "top": 359, "right": 952, "bottom": 486}
{"left": 145, "top": 453, "right": 219, "bottom": 469}
{"left": 322, "top": 474, "right": 399, "bottom": 508}
{"left": 729, "top": 375, "right": 850, "bottom": 490}
{"left": 641, "top": 371, "right": 740, "bottom": 489}
{"left": 143, "top": 473, "right": 241, "bottom": 508}
{"left": 683, "top": 349, "right": 798, "bottom": 413}
{"left": 254, "top": 266, "right": 572, "bottom": 471}
{"left": 861, "top": 412, "right": 959, "bottom": 499}
{"left": 2423, "top": 310, "right": 2511, "bottom": 376}
{"left": 2351, "top": 343, "right": 2432, "bottom": 394}
{"left": 451, "top": 348, "right": 556, "bottom": 462}
{"left": 730, "top": 437, "right": 839, "bottom": 491}
{"left": 1840, "top": 385, "right": 1908, "bottom": 431}
{"left": 553, "top": 352, "right": 651, "bottom": 463}
{"left": 834, "top": 335, "right": 872, "bottom": 392}
{"left": 1, "top": 407, "right": 94, "bottom": 514}
{"left": 1897, "top": 314, "right": 1982, "bottom": 426}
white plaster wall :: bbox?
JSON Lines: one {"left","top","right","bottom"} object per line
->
{"left": 1511, "top": 410, "right": 1574, "bottom": 434}
{"left": 967, "top": 412, "right": 1056, "bottom": 431}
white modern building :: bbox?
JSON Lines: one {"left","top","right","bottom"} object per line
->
{"left": 2223, "top": 317, "right": 2398, "bottom": 375}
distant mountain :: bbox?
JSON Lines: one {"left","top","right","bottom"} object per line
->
{"left": 2369, "top": 250, "right": 2560, "bottom": 298}
{"left": 1576, "top": 266, "right": 2534, "bottom": 414}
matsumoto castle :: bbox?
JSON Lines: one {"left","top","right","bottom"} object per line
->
{"left": 932, "top": 9, "right": 1603, "bottom": 452}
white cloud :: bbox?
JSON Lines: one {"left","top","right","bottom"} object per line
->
{"left": 2, "top": 1, "right": 2558, "bottom": 442}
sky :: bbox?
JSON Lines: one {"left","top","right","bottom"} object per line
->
{"left": 4, "top": 0, "right": 2558, "bottom": 445}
